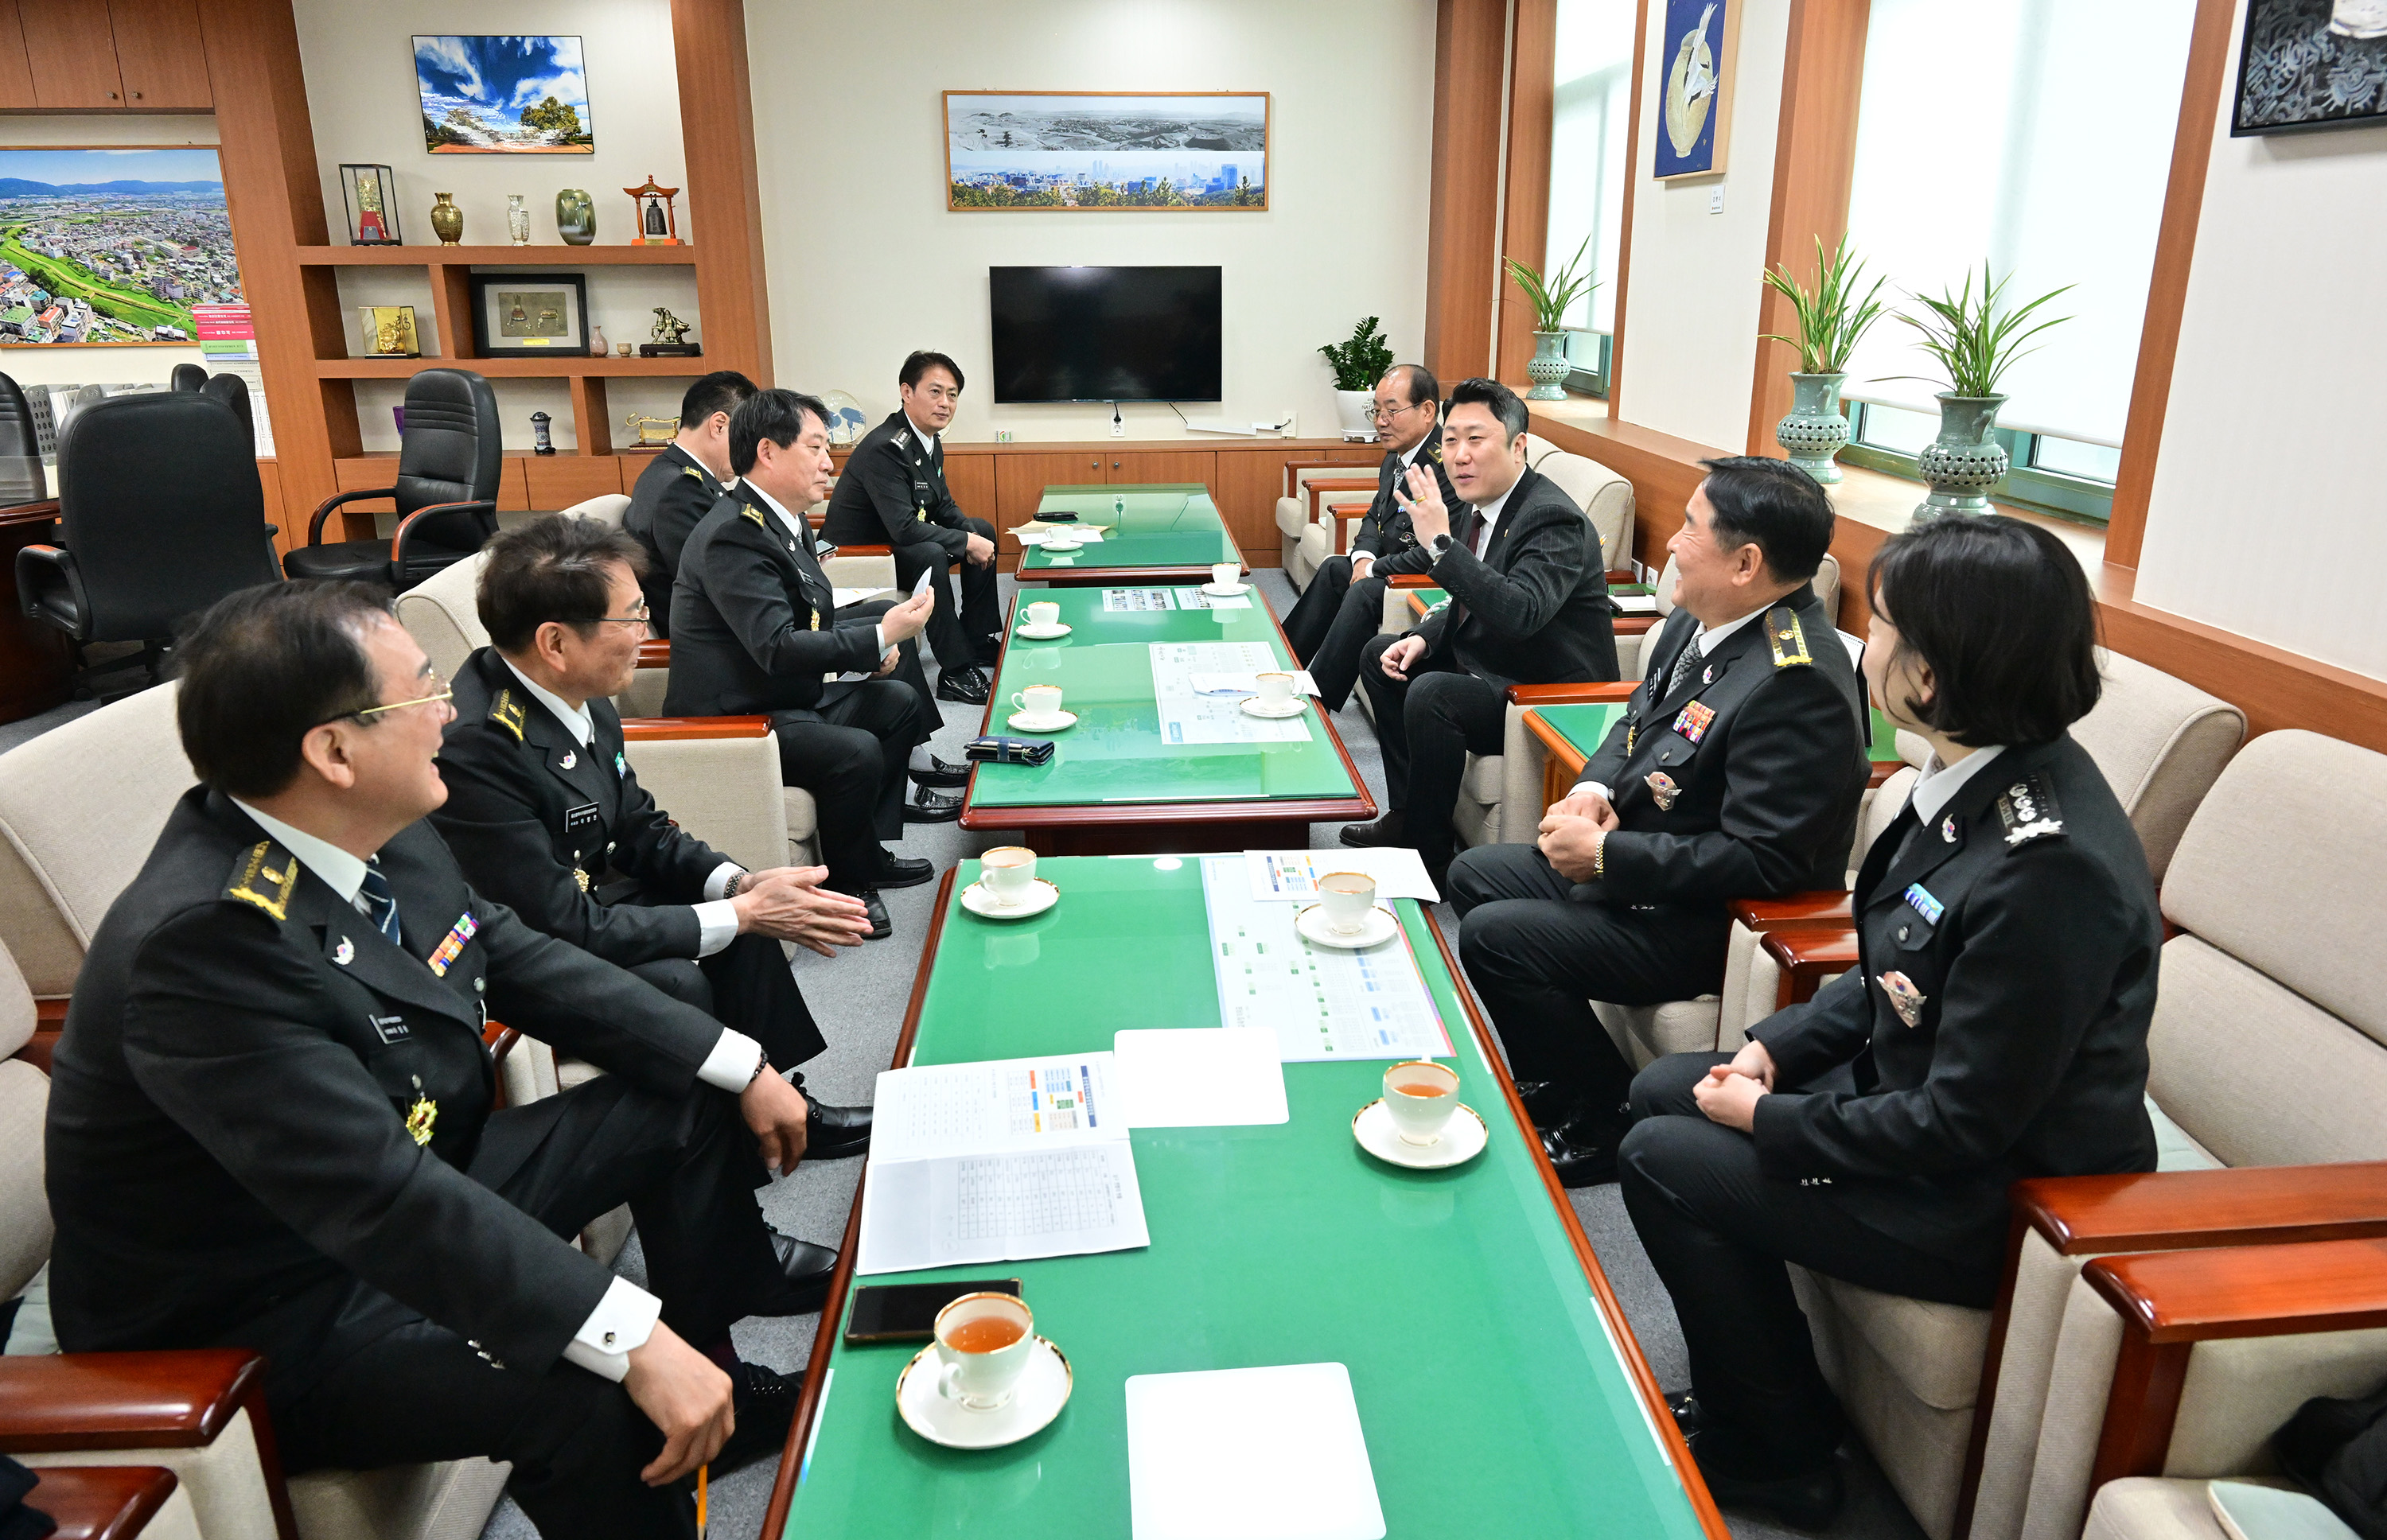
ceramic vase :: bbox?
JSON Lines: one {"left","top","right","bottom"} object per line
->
{"left": 1526, "top": 331, "right": 1571, "bottom": 401}
{"left": 1914, "top": 394, "right": 2009, "bottom": 522}
{"left": 428, "top": 192, "right": 463, "bottom": 247}
{"left": 588, "top": 324, "right": 607, "bottom": 358}
{"left": 1332, "top": 389, "right": 1377, "bottom": 441}
{"left": 555, "top": 189, "right": 595, "bottom": 246}
{"left": 505, "top": 195, "right": 531, "bottom": 247}
{"left": 1775, "top": 372, "right": 1852, "bottom": 484}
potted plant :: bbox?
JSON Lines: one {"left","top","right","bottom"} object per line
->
{"left": 1886, "top": 264, "right": 2070, "bottom": 521}
{"left": 1759, "top": 235, "right": 1888, "bottom": 484}
{"left": 1505, "top": 233, "right": 1600, "bottom": 400}
{"left": 1318, "top": 316, "right": 1396, "bottom": 439}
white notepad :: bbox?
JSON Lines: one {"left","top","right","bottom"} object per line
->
{"left": 1114, "top": 1028, "right": 1288, "bottom": 1128}
{"left": 1125, "top": 1363, "right": 1386, "bottom": 1540}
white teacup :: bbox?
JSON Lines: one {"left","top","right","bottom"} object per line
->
{"left": 1318, "top": 869, "right": 1377, "bottom": 935}
{"left": 1044, "top": 533, "right": 1081, "bottom": 552}
{"left": 981, "top": 846, "right": 1038, "bottom": 906}
{"left": 1381, "top": 1060, "right": 1460, "bottom": 1145}
{"left": 933, "top": 1292, "right": 1037, "bottom": 1411}
{"left": 1012, "top": 684, "right": 1065, "bottom": 722}
{"left": 1255, "top": 671, "right": 1296, "bottom": 710}
{"left": 1210, "top": 562, "right": 1241, "bottom": 590}
{"left": 1024, "top": 601, "right": 1061, "bottom": 630}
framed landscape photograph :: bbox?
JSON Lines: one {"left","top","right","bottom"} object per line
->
{"left": 2232, "top": 0, "right": 2387, "bottom": 136}
{"left": 1652, "top": 0, "right": 1740, "bottom": 180}
{"left": 0, "top": 146, "right": 238, "bottom": 345}
{"left": 415, "top": 36, "right": 595, "bottom": 154}
{"left": 944, "top": 91, "right": 1268, "bottom": 211}
{"left": 469, "top": 273, "right": 588, "bottom": 358}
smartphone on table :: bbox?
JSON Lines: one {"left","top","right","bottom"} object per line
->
{"left": 843, "top": 1278, "right": 1022, "bottom": 1346}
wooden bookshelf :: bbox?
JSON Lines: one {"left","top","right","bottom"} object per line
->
{"left": 294, "top": 246, "right": 697, "bottom": 266}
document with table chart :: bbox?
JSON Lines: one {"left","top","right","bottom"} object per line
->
{"left": 1150, "top": 643, "right": 1314, "bottom": 745}
{"left": 1200, "top": 857, "right": 1452, "bottom": 1063}
{"left": 855, "top": 1054, "right": 1152, "bottom": 1276}
{"left": 1102, "top": 587, "right": 1180, "bottom": 612}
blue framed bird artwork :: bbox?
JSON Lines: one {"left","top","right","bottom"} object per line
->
{"left": 1653, "top": 0, "right": 1739, "bottom": 180}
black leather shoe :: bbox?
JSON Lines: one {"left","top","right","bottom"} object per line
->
{"left": 936, "top": 667, "right": 991, "bottom": 705}
{"left": 874, "top": 852, "right": 936, "bottom": 889}
{"left": 1668, "top": 1391, "right": 1704, "bottom": 1440}
{"left": 827, "top": 887, "right": 893, "bottom": 939}
{"left": 909, "top": 753, "right": 972, "bottom": 789}
{"left": 750, "top": 1231, "right": 839, "bottom": 1316}
{"left": 1688, "top": 1434, "right": 1844, "bottom": 1530}
{"left": 1513, "top": 1080, "right": 1577, "bottom": 1129}
{"left": 1540, "top": 1110, "right": 1626, "bottom": 1187}
{"left": 713, "top": 1360, "right": 803, "bottom": 1472}
{"left": 799, "top": 1087, "right": 872, "bottom": 1159}
{"left": 1338, "top": 813, "right": 1408, "bottom": 848}
{"left": 904, "top": 785, "right": 965, "bottom": 822}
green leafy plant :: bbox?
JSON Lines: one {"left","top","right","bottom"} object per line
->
{"left": 1318, "top": 316, "right": 1396, "bottom": 392}
{"left": 1885, "top": 262, "right": 2072, "bottom": 399}
{"left": 1504, "top": 232, "right": 1600, "bottom": 333}
{"left": 1760, "top": 235, "right": 1888, "bottom": 375}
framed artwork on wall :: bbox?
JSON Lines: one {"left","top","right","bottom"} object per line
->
{"left": 415, "top": 36, "right": 595, "bottom": 154}
{"left": 1651, "top": 0, "right": 1740, "bottom": 180}
{"left": 469, "top": 274, "right": 588, "bottom": 358}
{"left": 944, "top": 91, "right": 1269, "bottom": 211}
{"left": 0, "top": 146, "right": 239, "bottom": 346}
{"left": 2232, "top": 0, "right": 2387, "bottom": 136}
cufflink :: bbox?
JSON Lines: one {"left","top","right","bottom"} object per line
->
{"left": 602, "top": 1330, "right": 617, "bottom": 1347}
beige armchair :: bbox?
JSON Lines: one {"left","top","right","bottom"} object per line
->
{"left": 560, "top": 492, "right": 631, "bottom": 527}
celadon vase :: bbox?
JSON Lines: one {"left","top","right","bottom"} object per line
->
{"left": 1914, "top": 394, "right": 2009, "bottom": 522}
{"left": 1774, "top": 372, "right": 1851, "bottom": 484}
{"left": 555, "top": 189, "right": 595, "bottom": 245}
{"left": 1525, "top": 330, "right": 1571, "bottom": 401}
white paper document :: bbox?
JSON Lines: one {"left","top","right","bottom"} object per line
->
{"left": 1114, "top": 1028, "right": 1289, "bottom": 1127}
{"left": 1014, "top": 527, "right": 1104, "bottom": 547}
{"left": 1175, "top": 586, "right": 1254, "bottom": 610}
{"left": 1126, "top": 1363, "right": 1387, "bottom": 1540}
{"left": 1614, "top": 592, "right": 1660, "bottom": 614}
{"left": 1151, "top": 644, "right": 1313, "bottom": 745}
{"left": 831, "top": 586, "right": 886, "bottom": 607}
{"left": 1103, "top": 587, "right": 1180, "bottom": 612}
{"left": 1244, "top": 848, "right": 1443, "bottom": 904}
{"left": 1188, "top": 670, "right": 1319, "bottom": 697}
{"left": 856, "top": 1054, "right": 1152, "bottom": 1275}
{"left": 1200, "top": 858, "right": 1451, "bottom": 1063}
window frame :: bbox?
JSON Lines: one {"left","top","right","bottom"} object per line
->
{"left": 1843, "top": 402, "right": 2116, "bottom": 528}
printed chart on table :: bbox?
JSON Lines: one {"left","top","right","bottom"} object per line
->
{"left": 1151, "top": 643, "right": 1313, "bottom": 745}
{"left": 1103, "top": 587, "right": 1179, "bottom": 612}
{"left": 1199, "top": 857, "right": 1451, "bottom": 1063}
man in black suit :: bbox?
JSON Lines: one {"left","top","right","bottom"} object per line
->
{"left": 820, "top": 351, "right": 999, "bottom": 705}
{"left": 622, "top": 371, "right": 756, "bottom": 636}
{"left": 1344, "top": 377, "right": 1618, "bottom": 877}
{"left": 434, "top": 514, "right": 875, "bottom": 1156}
{"left": 1447, "top": 457, "right": 1869, "bottom": 1185}
{"left": 667, "top": 390, "right": 951, "bottom": 938}
{"left": 45, "top": 581, "right": 839, "bottom": 1539}
{"left": 1279, "top": 364, "right": 1458, "bottom": 712}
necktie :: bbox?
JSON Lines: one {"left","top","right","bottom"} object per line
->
{"left": 1663, "top": 632, "right": 1703, "bottom": 701}
{"left": 1439, "top": 504, "right": 1484, "bottom": 637}
{"left": 360, "top": 858, "right": 402, "bottom": 947}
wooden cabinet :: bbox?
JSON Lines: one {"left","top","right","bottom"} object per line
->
{"left": 20, "top": 0, "right": 123, "bottom": 107}
{"left": 4, "top": 0, "right": 212, "bottom": 110}
{"left": 1106, "top": 449, "right": 1215, "bottom": 486}
{"left": 110, "top": 0, "right": 212, "bottom": 110}
{"left": 0, "top": 2, "right": 35, "bottom": 108}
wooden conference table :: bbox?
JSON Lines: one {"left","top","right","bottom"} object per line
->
{"left": 1014, "top": 483, "right": 1244, "bottom": 588}
{"left": 760, "top": 856, "right": 1727, "bottom": 1540}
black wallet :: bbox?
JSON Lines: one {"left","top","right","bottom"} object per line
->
{"left": 966, "top": 734, "right": 1056, "bottom": 766}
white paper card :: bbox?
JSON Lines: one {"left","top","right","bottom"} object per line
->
{"left": 1201, "top": 858, "right": 1451, "bottom": 1063}
{"left": 1615, "top": 592, "right": 1659, "bottom": 614}
{"left": 1188, "top": 671, "right": 1318, "bottom": 697}
{"left": 1245, "top": 848, "right": 1442, "bottom": 904}
{"left": 870, "top": 1054, "right": 1125, "bottom": 1161}
{"left": 1014, "top": 527, "right": 1104, "bottom": 546}
{"left": 831, "top": 586, "right": 886, "bottom": 608}
{"left": 1126, "top": 1363, "right": 1386, "bottom": 1540}
{"left": 1103, "top": 587, "right": 1180, "bottom": 612}
{"left": 1114, "top": 1028, "right": 1288, "bottom": 1127}
{"left": 1176, "top": 587, "right": 1254, "bottom": 610}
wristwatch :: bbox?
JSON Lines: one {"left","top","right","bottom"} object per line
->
{"left": 1431, "top": 533, "right": 1454, "bottom": 557}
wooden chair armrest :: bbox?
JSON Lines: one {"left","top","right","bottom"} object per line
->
{"left": 1505, "top": 682, "right": 1639, "bottom": 706}
{"left": 389, "top": 500, "right": 496, "bottom": 562}
{"left": 636, "top": 639, "right": 670, "bottom": 668}
{"left": 14, "top": 1025, "right": 60, "bottom": 1072}
{"left": 0, "top": 1350, "right": 267, "bottom": 1451}
{"left": 1729, "top": 892, "right": 1854, "bottom": 930}
{"left": 2014, "top": 1162, "right": 2387, "bottom": 1256}
{"left": 37, "top": 998, "right": 68, "bottom": 1026}
{"left": 825, "top": 542, "right": 892, "bottom": 558}
{"left": 618, "top": 716, "right": 773, "bottom": 741}
{"left": 24, "top": 1465, "right": 181, "bottom": 1540}
{"left": 1762, "top": 928, "right": 1860, "bottom": 1008}
{"left": 307, "top": 486, "right": 397, "bottom": 546}
{"left": 1616, "top": 616, "right": 1659, "bottom": 637}
{"left": 1385, "top": 573, "right": 1438, "bottom": 589}
{"left": 1607, "top": 569, "right": 1637, "bottom": 585}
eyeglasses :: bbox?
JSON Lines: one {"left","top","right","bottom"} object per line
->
{"left": 587, "top": 600, "right": 652, "bottom": 628}
{"left": 1369, "top": 401, "right": 1420, "bottom": 422}
{"left": 328, "top": 669, "right": 453, "bottom": 725}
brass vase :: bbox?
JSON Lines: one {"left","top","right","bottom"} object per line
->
{"left": 429, "top": 192, "right": 463, "bottom": 247}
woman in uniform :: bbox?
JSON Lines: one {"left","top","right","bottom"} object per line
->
{"left": 1617, "top": 514, "right": 2163, "bottom": 1526}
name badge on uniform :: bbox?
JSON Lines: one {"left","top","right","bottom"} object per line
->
{"left": 368, "top": 1013, "right": 410, "bottom": 1045}
{"left": 613, "top": 751, "right": 628, "bottom": 776}
{"left": 1672, "top": 701, "right": 1716, "bottom": 743}
{"left": 1903, "top": 882, "right": 1945, "bottom": 925}
{"left": 426, "top": 911, "right": 479, "bottom": 978}
{"left": 1877, "top": 971, "right": 1927, "bottom": 1029}
{"left": 563, "top": 802, "right": 601, "bottom": 832}
{"left": 1644, "top": 771, "right": 1680, "bottom": 811}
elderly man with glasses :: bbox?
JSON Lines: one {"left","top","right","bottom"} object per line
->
{"left": 1277, "top": 364, "right": 1458, "bottom": 712}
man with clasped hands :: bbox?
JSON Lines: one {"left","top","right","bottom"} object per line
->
{"left": 44, "top": 582, "right": 832, "bottom": 1538}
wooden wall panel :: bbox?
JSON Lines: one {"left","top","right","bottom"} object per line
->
{"left": 524, "top": 456, "right": 629, "bottom": 511}
{"left": 0, "top": 0, "right": 38, "bottom": 107}
{"left": 671, "top": 0, "right": 771, "bottom": 383}
{"left": 1426, "top": 0, "right": 1509, "bottom": 386}
{"left": 1213, "top": 450, "right": 1287, "bottom": 558}
{"left": 1109, "top": 449, "right": 1215, "bottom": 486}
{"left": 111, "top": 0, "right": 212, "bottom": 108}
{"left": 993, "top": 453, "right": 1097, "bottom": 571}
{"left": 1495, "top": 0, "right": 1557, "bottom": 388}
{"left": 944, "top": 453, "right": 997, "bottom": 527}
{"left": 21, "top": 0, "right": 120, "bottom": 107}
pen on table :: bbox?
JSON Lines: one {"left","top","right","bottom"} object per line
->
{"left": 696, "top": 1463, "right": 707, "bottom": 1540}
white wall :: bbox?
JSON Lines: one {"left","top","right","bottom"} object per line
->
{"left": 1611, "top": 0, "right": 1788, "bottom": 452}
{"left": 746, "top": 0, "right": 1435, "bottom": 442}
{"left": 2132, "top": 0, "right": 2387, "bottom": 684}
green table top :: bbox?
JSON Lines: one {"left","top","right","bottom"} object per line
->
{"left": 1530, "top": 702, "right": 1630, "bottom": 766}
{"left": 780, "top": 857, "right": 1711, "bottom": 1540}
{"left": 969, "top": 585, "right": 1361, "bottom": 811}
{"left": 1868, "top": 706, "right": 1902, "bottom": 764}
{"left": 1020, "top": 484, "right": 1239, "bottom": 574}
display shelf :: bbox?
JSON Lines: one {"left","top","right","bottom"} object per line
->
{"left": 294, "top": 245, "right": 696, "bottom": 266}
{"left": 315, "top": 356, "right": 708, "bottom": 379}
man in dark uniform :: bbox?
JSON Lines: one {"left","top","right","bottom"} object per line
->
{"left": 1618, "top": 515, "right": 2155, "bottom": 1526}
{"left": 1279, "top": 364, "right": 1457, "bottom": 711}
{"left": 44, "top": 581, "right": 843, "bottom": 1539}
{"left": 820, "top": 351, "right": 999, "bottom": 705}
{"left": 622, "top": 371, "right": 755, "bottom": 636}
{"left": 668, "top": 389, "right": 948, "bottom": 939}
{"left": 1341, "top": 379, "right": 1618, "bottom": 878}
{"left": 1447, "top": 456, "right": 1867, "bottom": 1185}
{"left": 434, "top": 514, "right": 875, "bottom": 1156}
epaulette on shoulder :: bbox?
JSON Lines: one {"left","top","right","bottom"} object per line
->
{"left": 1996, "top": 773, "right": 2067, "bottom": 849}
{"left": 737, "top": 499, "right": 766, "bottom": 528}
{"left": 224, "top": 839, "right": 299, "bottom": 921}
{"left": 1425, "top": 438, "right": 1443, "bottom": 463}
{"left": 489, "top": 686, "right": 527, "bottom": 743}
{"left": 679, "top": 464, "right": 703, "bottom": 480}
{"left": 891, "top": 427, "right": 911, "bottom": 453}
{"left": 1765, "top": 605, "right": 1814, "bottom": 668}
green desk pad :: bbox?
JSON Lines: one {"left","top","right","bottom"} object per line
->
{"left": 1869, "top": 706, "right": 1902, "bottom": 764}
{"left": 970, "top": 585, "right": 1359, "bottom": 810}
{"left": 1020, "top": 484, "right": 1239, "bottom": 573}
{"left": 1531, "top": 702, "right": 1630, "bottom": 766}
{"left": 781, "top": 856, "right": 1709, "bottom": 1540}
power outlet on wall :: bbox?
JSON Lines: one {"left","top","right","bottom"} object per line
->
{"left": 1708, "top": 182, "right": 1725, "bottom": 215}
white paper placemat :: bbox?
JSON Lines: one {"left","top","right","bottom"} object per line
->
{"left": 1126, "top": 1363, "right": 1386, "bottom": 1540}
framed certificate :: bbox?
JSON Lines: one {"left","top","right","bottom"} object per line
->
{"left": 469, "top": 273, "right": 589, "bottom": 358}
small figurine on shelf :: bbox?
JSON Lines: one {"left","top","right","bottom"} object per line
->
{"left": 506, "top": 195, "right": 531, "bottom": 247}
{"left": 530, "top": 410, "right": 555, "bottom": 456}
{"left": 640, "top": 305, "right": 700, "bottom": 358}
{"left": 340, "top": 164, "right": 401, "bottom": 245}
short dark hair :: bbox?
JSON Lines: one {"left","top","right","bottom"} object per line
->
{"left": 175, "top": 581, "right": 395, "bottom": 798}
{"left": 479, "top": 515, "right": 649, "bottom": 653}
{"left": 1444, "top": 377, "right": 1527, "bottom": 442}
{"left": 1695, "top": 456, "right": 1836, "bottom": 583}
{"left": 677, "top": 371, "right": 757, "bottom": 430}
{"left": 728, "top": 388, "right": 831, "bottom": 476}
{"left": 900, "top": 351, "right": 964, "bottom": 392}
{"left": 1867, "top": 515, "right": 2101, "bottom": 747}
{"left": 1386, "top": 364, "right": 1439, "bottom": 410}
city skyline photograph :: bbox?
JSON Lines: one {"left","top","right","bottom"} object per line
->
{"left": 945, "top": 91, "right": 1270, "bottom": 211}
{"left": 0, "top": 147, "right": 239, "bottom": 346}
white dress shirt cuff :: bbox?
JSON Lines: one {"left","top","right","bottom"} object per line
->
{"left": 1349, "top": 552, "right": 1374, "bottom": 579}
{"left": 692, "top": 900, "right": 739, "bottom": 958}
{"left": 696, "top": 1028, "right": 765, "bottom": 1092}
{"left": 874, "top": 622, "right": 888, "bottom": 659}
{"left": 1572, "top": 781, "right": 1614, "bottom": 803}
{"left": 703, "top": 861, "right": 742, "bottom": 902}
{"left": 559, "top": 1276, "right": 662, "bottom": 1382}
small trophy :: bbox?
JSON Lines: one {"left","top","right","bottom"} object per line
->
{"left": 625, "top": 176, "right": 683, "bottom": 246}
{"left": 530, "top": 410, "right": 556, "bottom": 456}
{"left": 356, "top": 305, "right": 420, "bottom": 357}
{"left": 639, "top": 305, "right": 701, "bottom": 358}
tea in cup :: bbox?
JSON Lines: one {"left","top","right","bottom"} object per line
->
{"left": 933, "top": 1291, "right": 1037, "bottom": 1410}
{"left": 1210, "top": 562, "right": 1241, "bottom": 590}
{"left": 981, "top": 846, "right": 1038, "bottom": 906}
{"left": 1254, "top": 671, "right": 1296, "bottom": 711}
{"left": 1318, "top": 870, "right": 1377, "bottom": 935}
{"left": 1024, "top": 601, "right": 1061, "bottom": 629}
{"left": 1012, "top": 684, "right": 1065, "bottom": 722}
{"left": 1381, "top": 1060, "right": 1460, "bottom": 1145}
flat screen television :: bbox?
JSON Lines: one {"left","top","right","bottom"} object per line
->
{"left": 989, "top": 266, "right": 1223, "bottom": 403}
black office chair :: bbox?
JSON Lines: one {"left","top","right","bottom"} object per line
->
{"left": 168, "top": 361, "right": 208, "bottom": 393}
{"left": 15, "top": 391, "right": 281, "bottom": 693}
{"left": 285, "top": 368, "right": 501, "bottom": 592}
{"left": 200, "top": 371, "right": 254, "bottom": 446}
{"left": 0, "top": 371, "right": 49, "bottom": 507}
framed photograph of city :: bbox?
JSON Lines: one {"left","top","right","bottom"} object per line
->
{"left": 468, "top": 272, "right": 588, "bottom": 359}
{"left": 415, "top": 36, "right": 595, "bottom": 154}
{"left": 0, "top": 146, "right": 239, "bottom": 345}
{"left": 944, "top": 91, "right": 1269, "bottom": 211}
{"left": 2231, "top": 0, "right": 2387, "bottom": 136}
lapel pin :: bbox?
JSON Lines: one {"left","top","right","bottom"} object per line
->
{"left": 614, "top": 751, "right": 628, "bottom": 776}
{"left": 1644, "top": 771, "right": 1680, "bottom": 811}
{"left": 559, "top": 751, "right": 577, "bottom": 771}
{"left": 1877, "top": 971, "right": 1927, "bottom": 1029}
{"left": 1702, "top": 665, "right": 1715, "bottom": 685}
{"left": 1941, "top": 814, "right": 1957, "bottom": 843}
{"left": 333, "top": 936, "right": 354, "bottom": 966}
